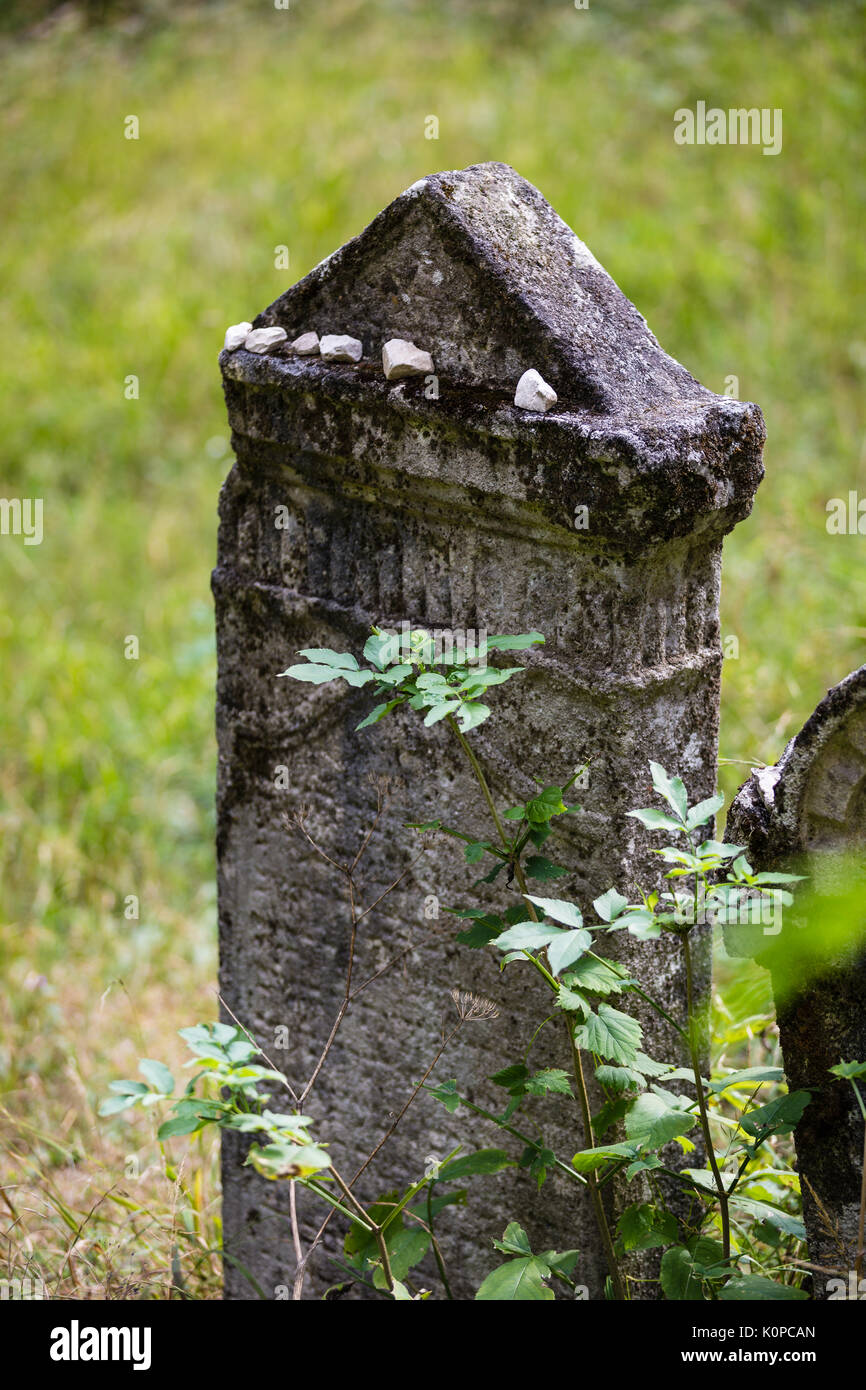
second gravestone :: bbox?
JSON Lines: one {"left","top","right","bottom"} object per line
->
{"left": 214, "top": 162, "right": 765, "bottom": 1298}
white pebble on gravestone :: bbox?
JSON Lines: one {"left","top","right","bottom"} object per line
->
{"left": 224, "top": 322, "right": 253, "bottom": 351}
{"left": 514, "top": 368, "right": 557, "bottom": 413}
{"left": 292, "top": 332, "right": 320, "bottom": 356}
{"left": 320, "top": 334, "right": 363, "bottom": 363}
{"left": 244, "top": 326, "right": 288, "bottom": 354}
{"left": 382, "top": 338, "right": 434, "bottom": 381}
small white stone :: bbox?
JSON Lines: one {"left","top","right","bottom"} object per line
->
{"left": 514, "top": 368, "right": 557, "bottom": 413}
{"left": 382, "top": 338, "right": 434, "bottom": 382}
{"left": 291, "top": 332, "right": 320, "bottom": 356}
{"left": 244, "top": 326, "right": 288, "bottom": 354}
{"left": 320, "top": 334, "right": 363, "bottom": 363}
{"left": 224, "top": 321, "right": 252, "bottom": 351}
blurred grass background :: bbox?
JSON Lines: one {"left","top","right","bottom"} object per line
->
{"left": 0, "top": 0, "right": 863, "bottom": 1296}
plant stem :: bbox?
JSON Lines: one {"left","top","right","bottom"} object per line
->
{"left": 455, "top": 1093, "right": 587, "bottom": 1187}
{"left": 682, "top": 932, "right": 731, "bottom": 1262}
{"left": 447, "top": 716, "right": 511, "bottom": 850}
{"left": 330, "top": 1167, "right": 394, "bottom": 1294}
{"left": 569, "top": 1028, "right": 628, "bottom": 1301}
{"left": 851, "top": 1079, "right": 866, "bottom": 1279}
{"left": 448, "top": 718, "right": 625, "bottom": 1299}
{"left": 426, "top": 1184, "right": 454, "bottom": 1299}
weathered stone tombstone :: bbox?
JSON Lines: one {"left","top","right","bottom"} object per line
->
{"left": 726, "top": 665, "right": 866, "bottom": 1294}
{"left": 214, "top": 161, "right": 764, "bottom": 1298}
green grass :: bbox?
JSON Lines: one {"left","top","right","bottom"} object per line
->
{"left": 0, "top": 0, "right": 863, "bottom": 1295}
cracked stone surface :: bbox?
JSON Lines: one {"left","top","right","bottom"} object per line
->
{"left": 215, "top": 161, "right": 764, "bottom": 1300}
{"left": 726, "top": 665, "right": 866, "bottom": 1291}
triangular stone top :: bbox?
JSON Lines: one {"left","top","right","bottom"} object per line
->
{"left": 223, "top": 162, "right": 766, "bottom": 548}
{"left": 255, "top": 162, "right": 714, "bottom": 415}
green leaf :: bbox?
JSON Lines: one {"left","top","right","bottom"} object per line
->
{"left": 649, "top": 762, "right": 689, "bottom": 821}
{"left": 376, "top": 663, "right": 415, "bottom": 685}
{"left": 157, "top": 1113, "right": 209, "bottom": 1139}
{"left": 98, "top": 1094, "right": 141, "bottom": 1116}
{"left": 427, "top": 1079, "right": 461, "bottom": 1113}
{"left": 362, "top": 632, "right": 394, "bottom": 670}
{"left": 524, "top": 855, "right": 567, "bottom": 881}
{"left": 660, "top": 1246, "right": 705, "bottom": 1301}
{"left": 372, "top": 1229, "right": 431, "bottom": 1286}
{"left": 719, "top": 1276, "right": 808, "bottom": 1302}
{"left": 493, "top": 922, "right": 560, "bottom": 952}
{"left": 595, "top": 1064, "right": 647, "bottom": 1092}
{"left": 456, "top": 701, "right": 491, "bottom": 731}
{"left": 572, "top": 1141, "right": 640, "bottom": 1173}
{"left": 575, "top": 1005, "right": 642, "bottom": 1065}
{"left": 423, "top": 701, "right": 460, "bottom": 727}
{"left": 108, "top": 1080, "right": 150, "bottom": 1096}
{"left": 538, "top": 1249, "right": 580, "bottom": 1278}
{"left": 547, "top": 929, "right": 592, "bottom": 976}
{"left": 490, "top": 1062, "right": 530, "bottom": 1094}
{"left": 593, "top": 889, "right": 629, "bottom": 922}
{"left": 476, "top": 860, "right": 506, "bottom": 885}
{"left": 524, "top": 1068, "right": 572, "bottom": 1097}
{"left": 565, "top": 956, "right": 627, "bottom": 996}
{"left": 438, "top": 1149, "right": 515, "bottom": 1181}
{"left": 752, "top": 871, "right": 807, "bottom": 885}
{"left": 456, "top": 918, "right": 502, "bottom": 947}
{"left": 525, "top": 895, "right": 584, "bottom": 929}
{"left": 739, "top": 1090, "right": 811, "bottom": 1140}
{"left": 625, "top": 1093, "right": 696, "bottom": 1149}
{"left": 829, "top": 1059, "right": 866, "bottom": 1080}
{"left": 632, "top": 1051, "right": 674, "bottom": 1077}
{"left": 492, "top": 1222, "right": 532, "bottom": 1256}
{"left": 475, "top": 1257, "right": 554, "bottom": 1301}
{"left": 296, "top": 648, "right": 359, "bottom": 670}
{"left": 729, "top": 1195, "right": 806, "bottom": 1240}
{"left": 556, "top": 984, "right": 590, "bottom": 1016}
{"left": 618, "top": 1202, "right": 679, "bottom": 1253}
{"left": 459, "top": 666, "right": 522, "bottom": 691}
{"left": 485, "top": 632, "right": 545, "bottom": 652}
{"left": 685, "top": 794, "right": 724, "bottom": 831}
{"left": 626, "top": 1155, "right": 663, "bottom": 1180}
{"left": 708, "top": 1066, "right": 784, "bottom": 1094}
{"left": 627, "top": 807, "right": 685, "bottom": 835}
{"left": 591, "top": 1096, "right": 632, "bottom": 1137}
{"left": 604, "top": 907, "right": 661, "bottom": 940}
{"left": 528, "top": 822, "right": 551, "bottom": 848}
{"left": 525, "top": 785, "right": 567, "bottom": 822}
{"left": 356, "top": 700, "right": 401, "bottom": 730}
{"left": 686, "top": 1235, "right": 727, "bottom": 1275}
{"left": 138, "top": 1059, "right": 174, "bottom": 1094}
{"left": 519, "top": 1145, "right": 557, "bottom": 1189}
{"left": 279, "top": 662, "right": 375, "bottom": 687}
{"left": 464, "top": 840, "right": 492, "bottom": 864}
{"left": 245, "top": 1141, "right": 331, "bottom": 1179}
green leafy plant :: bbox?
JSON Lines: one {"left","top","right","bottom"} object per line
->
{"left": 102, "top": 626, "right": 812, "bottom": 1300}
{"left": 829, "top": 1059, "right": 866, "bottom": 1279}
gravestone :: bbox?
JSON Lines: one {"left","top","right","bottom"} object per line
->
{"left": 726, "top": 665, "right": 866, "bottom": 1293}
{"left": 214, "top": 161, "right": 765, "bottom": 1299}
